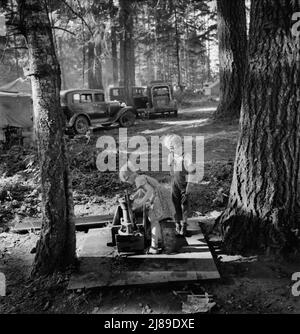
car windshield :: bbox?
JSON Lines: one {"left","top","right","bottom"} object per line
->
{"left": 94, "top": 93, "right": 104, "bottom": 102}
{"left": 72, "top": 93, "right": 92, "bottom": 103}
{"left": 153, "top": 87, "right": 169, "bottom": 96}
{"left": 133, "top": 88, "right": 146, "bottom": 96}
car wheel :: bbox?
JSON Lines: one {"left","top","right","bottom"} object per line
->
{"left": 74, "top": 115, "right": 90, "bottom": 135}
{"left": 119, "top": 110, "right": 136, "bottom": 127}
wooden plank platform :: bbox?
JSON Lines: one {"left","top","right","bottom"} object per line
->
{"left": 11, "top": 215, "right": 211, "bottom": 234}
{"left": 68, "top": 221, "right": 220, "bottom": 290}
{"left": 11, "top": 215, "right": 114, "bottom": 233}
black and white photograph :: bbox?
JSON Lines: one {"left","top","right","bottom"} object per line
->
{"left": 0, "top": 0, "right": 300, "bottom": 318}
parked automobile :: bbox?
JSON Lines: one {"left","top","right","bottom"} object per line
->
{"left": 109, "top": 86, "right": 148, "bottom": 110}
{"left": 60, "top": 89, "right": 137, "bottom": 134}
{"left": 145, "top": 82, "right": 178, "bottom": 117}
{"left": 109, "top": 82, "right": 178, "bottom": 118}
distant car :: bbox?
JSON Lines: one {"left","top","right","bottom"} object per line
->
{"left": 109, "top": 86, "right": 149, "bottom": 114}
{"left": 60, "top": 89, "right": 137, "bottom": 134}
{"left": 145, "top": 82, "right": 178, "bottom": 117}
{"left": 109, "top": 82, "right": 178, "bottom": 118}
{"left": 109, "top": 86, "right": 147, "bottom": 105}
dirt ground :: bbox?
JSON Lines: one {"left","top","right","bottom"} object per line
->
{"left": 1, "top": 105, "right": 300, "bottom": 314}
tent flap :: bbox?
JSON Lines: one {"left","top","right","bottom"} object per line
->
{"left": 0, "top": 94, "right": 33, "bottom": 128}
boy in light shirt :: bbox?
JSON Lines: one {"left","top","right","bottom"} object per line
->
{"left": 164, "top": 134, "right": 197, "bottom": 237}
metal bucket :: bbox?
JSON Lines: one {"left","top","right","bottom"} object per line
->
{"left": 160, "top": 220, "right": 177, "bottom": 254}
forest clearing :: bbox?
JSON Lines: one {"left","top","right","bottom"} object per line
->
{"left": 1, "top": 105, "right": 300, "bottom": 314}
{"left": 1, "top": 0, "right": 300, "bottom": 318}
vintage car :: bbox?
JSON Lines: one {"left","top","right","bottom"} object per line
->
{"left": 60, "top": 89, "right": 137, "bottom": 134}
{"left": 145, "top": 82, "right": 178, "bottom": 117}
{"left": 109, "top": 86, "right": 148, "bottom": 110}
{"left": 109, "top": 82, "right": 178, "bottom": 118}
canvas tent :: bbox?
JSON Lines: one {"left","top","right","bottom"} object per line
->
{"left": 0, "top": 78, "right": 33, "bottom": 139}
{"left": 0, "top": 77, "right": 32, "bottom": 94}
{"left": 0, "top": 91, "right": 33, "bottom": 143}
{"left": 0, "top": 91, "right": 33, "bottom": 129}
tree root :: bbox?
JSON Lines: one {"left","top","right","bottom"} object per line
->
{"left": 214, "top": 209, "right": 300, "bottom": 256}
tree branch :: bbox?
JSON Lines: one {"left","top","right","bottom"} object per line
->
{"left": 52, "top": 26, "right": 76, "bottom": 36}
{"left": 60, "top": 0, "right": 93, "bottom": 36}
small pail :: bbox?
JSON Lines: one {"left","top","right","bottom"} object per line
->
{"left": 160, "top": 219, "right": 177, "bottom": 254}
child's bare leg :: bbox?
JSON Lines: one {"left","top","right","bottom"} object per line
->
{"left": 150, "top": 220, "right": 161, "bottom": 253}
{"left": 180, "top": 191, "right": 189, "bottom": 236}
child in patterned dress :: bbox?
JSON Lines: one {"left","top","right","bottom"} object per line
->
{"left": 120, "top": 163, "right": 175, "bottom": 254}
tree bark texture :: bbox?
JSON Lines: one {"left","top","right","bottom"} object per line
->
{"left": 111, "top": 22, "right": 119, "bottom": 85}
{"left": 57, "top": 36, "right": 66, "bottom": 90}
{"left": 119, "top": 0, "right": 135, "bottom": 105}
{"left": 214, "top": 0, "right": 247, "bottom": 120}
{"left": 119, "top": 37, "right": 125, "bottom": 85}
{"left": 174, "top": 4, "right": 182, "bottom": 90}
{"left": 218, "top": 0, "right": 300, "bottom": 254}
{"left": 17, "top": 0, "right": 76, "bottom": 274}
{"left": 88, "top": 40, "right": 103, "bottom": 90}
{"left": 109, "top": 0, "right": 119, "bottom": 85}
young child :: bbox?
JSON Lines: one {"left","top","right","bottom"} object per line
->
{"left": 119, "top": 163, "right": 175, "bottom": 254}
{"left": 164, "top": 134, "right": 196, "bottom": 236}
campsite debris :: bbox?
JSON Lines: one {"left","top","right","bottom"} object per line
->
{"left": 212, "top": 187, "right": 229, "bottom": 206}
{"left": 42, "top": 301, "right": 51, "bottom": 311}
{"left": 2, "top": 126, "right": 24, "bottom": 150}
{"left": 182, "top": 293, "right": 216, "bottom": 314}
{"left": 173, "top": 289, "right": 216, "bottom": 314}
{"left": 173, "top": 290, "right": 194, "bottom": 298}
{"left": 142, "top": 304, "right": 153, "bottom": 314}
{"left": 91, "top": 307, "right": 100, "bottom": 314}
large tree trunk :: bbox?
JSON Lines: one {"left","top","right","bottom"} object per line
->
{"left": 130, "top": 36, "right": 135, "bottom": 87}
{"left": 17, "top": 0, "right": 76, "bottom": 275}
{"left": 57, "top": 36, "right": 67, "bottom": 90}
{"left": 119, "top": 37, "right": 125, "bottom": 85}
{"left": 111, "top": 21, "right": 119, "bottom": 86}
{"left": 88, "top": 41, "right": 96, "bottom": 88}
{"left": 119, "top": 0, "right": 134, "bottom": 105}
{"left": 218, "top": 0, "right": 300, "bottom": 255}
{"left": 146, "top": 5, "right": 152, "bottom": 84}
{"left": 214, "top": 0, "right": 247, "bottom": 120}
{"left": 174, "top": 4, "right": 182, "bottom": 90}
{"left": 109, "top": 0, "right": 119, "bottom": 86}
{"left": 88, "top": 40, "right": 104, "bottom": 90}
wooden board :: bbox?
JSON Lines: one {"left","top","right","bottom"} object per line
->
{"left": 11, "top": 215, "right": 204, "bottom": 234}
{"left": 11, "top": 215, "right": 114, "bottom": 233}
{"left": 68, "top": 222, "right": 220, "bottom": 290}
